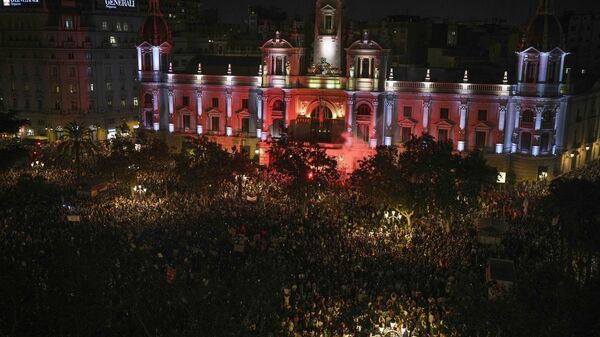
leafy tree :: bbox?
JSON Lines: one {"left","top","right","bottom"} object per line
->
{"left": 268, "top": 136, "right": 339, "bottom": 198}
{"left": 177, "top": 136, "right": 254, "bottom": 193}
{"left": 0, "top": 110, "right": 28, "bottom": 135}
{"left": 57, "top": 122, "right": 98, "bottom": 180}
{"left": 352, "top": 134, "right": 497, "bottom": 231}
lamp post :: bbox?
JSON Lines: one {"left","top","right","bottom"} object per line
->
{"left": 132, "top": 184, "right": 147, "bottom": 198}
{"left": 383, "top": 210, "right": 403, "bottom": 225}
{"left": 30, "top": 160, "right": 45, "bottom": 173}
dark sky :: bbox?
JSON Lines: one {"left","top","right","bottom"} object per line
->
{"left": 204, "top": 0, "right": 600, "bottom": 24}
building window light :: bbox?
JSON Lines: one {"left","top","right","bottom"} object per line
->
{"left": 109, "top": 36, "right": 117, "bottom": 47}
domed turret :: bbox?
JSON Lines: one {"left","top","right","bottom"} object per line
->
{"left": 140, "top": 0, "right": 171, "bottom": 46}
{"left": 522, "top": 0, "right": 564, "bottom": 51}
{"left": 137, "top": 0, "right": 172, "bottom": 75}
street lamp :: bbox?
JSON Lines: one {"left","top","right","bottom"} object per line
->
{"left": 132, "top": 184, "right": 147, "bottom": 197}
{"left": 383, "top": 210, "right": 402, "bottom": 224}
{"left": 30, "top": 160, "right": 45, "bottom": 169}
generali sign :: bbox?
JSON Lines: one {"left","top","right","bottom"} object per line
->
{"left": 104, "top": 0, "right": 135, "bottom": 9}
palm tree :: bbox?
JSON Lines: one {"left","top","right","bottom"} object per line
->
{"left": 57, "top": 122, "right": 97, "bottom": 179}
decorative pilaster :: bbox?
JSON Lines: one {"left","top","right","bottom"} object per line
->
{"left": 535, "top": 106, "right": 543, "bottom": 131}
{"left": 225, "top": 91, "right": 233, "bottom": 136}
{"left": 284, "top": 95, "right": 291, "bottom": 127}
{"left": 422, "top": 100, "right": 431, "bottom": 132}
{"left": 370, "top": 100, "right": 379, "bottom": 148}
{"left": 152, "top": 89, "right": 160, "bottom": 131}
{"left": 168, "top": 89, "right": 175, "bottom": 133}
{"left": 196, "top": 90, "right": 203, "bottom": 134}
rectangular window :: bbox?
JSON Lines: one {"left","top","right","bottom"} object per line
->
{"left": 106, "top": 82, "right": 112, "bottom": 91}
{"left": 69, "top": 67, "right": 76, "bottom": 77}
{"left": 478, "top": 110, "right": 487, "bottom": 121}
{"left": 212, "top": 98, "right": 219, "bottom": 107}
{"left": 324, "top": 15, "right": 333, "bottom": 31}
{"left": 107, "top": 98, "right": 113, "bottom": 107}
{"left": 475, "top": 131, "right": 487, "bottom": 149}
{"left": 402, "top": 127, "right": 412, "bottom": 142}
{"left": 438, "top": 129, "right": 448, "bottom": 142}
{"left": 211, "top": 116, "right": 220, "bottom": 131}
{"left": 89, "top": 83, "right": 94, "bottom": 92}
{"left": 183, "top": 96, "right": 190, "bottom": 107}
{"left": 115, "top": 22, "right": 122, "bottom": 31}
{"left": 133, "top": 97, "right": 139, "bottom": 107}
{"left": 109, "top": 36, "right": 117, "bottom": 47}
{"left": 120, "top": 99, "right": 126, "bottom": 108}
{"left": 242, "top": 118, "right": 250, "bottom": 133}
{"left": 242, "top": 99, "right": 249, "bottom": 109}
{"left": 69, "top": 84, "right": 76, "bottom": 94}
{"left": 403, "top": 106, "right": 412, "bottom": 118}
{"left": 440, "top": 108, "right": 449, "bottom": 120}
{"left": 123, "top": 23, "right": 129, "bottom": 32}
{"left": 65, "top": 18, "right": 73, "bottom": 30}
{"left": 102, "top": 21, "right": 108, "bottom": 30}
{"left": 183, "top": 115, "right": 191, "bottom": 129}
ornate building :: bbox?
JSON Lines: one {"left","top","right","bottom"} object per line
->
{"left": 138, "top": 0, "right": 571, "bottom": 181}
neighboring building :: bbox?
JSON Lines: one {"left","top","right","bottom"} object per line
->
{"left": 561, "top": 79, "right": 600, "bottom": 172}
{"left": 139, "top": 0, "right": 572, "bottom": 181}
{"left": 0, "top": 0, "right": 144, "bottom": 140}
{"left": 562, "top": 12, "right": 600, "bottom": 76}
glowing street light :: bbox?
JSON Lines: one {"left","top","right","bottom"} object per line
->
{"left": 132, "top": 184, "right": 147, "bottom": 197}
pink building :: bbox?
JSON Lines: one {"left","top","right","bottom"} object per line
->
{"left": 138, "top": 0, "right": 570, "bottom": 181}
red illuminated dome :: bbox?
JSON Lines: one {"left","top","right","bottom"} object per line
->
{"left": 140, "top": 0, "right": 171, "bottom": 46}
{"left": 522, "top": 0, "right": 564, "bottom": 51}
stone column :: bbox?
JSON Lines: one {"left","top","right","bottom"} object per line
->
{"left": 256, "top": 93, "right": 263, "bottom": 138}
{"left": 422, "top": 100, "right": 431, "bottom": 133}
{"left": 152, "top": 89, "right": 160, "bottom": 131}
{"left": 284, "top": 95, "right": 291, "bottom": 127}
{"left": 346, "top": 98, "right": 354, "bottom": 134}
{"left": 225, "top": 92, "right": 233, "bottom": 136}
{"left": 168, "top": 90, "right": 175, "bottom": 133}
{"left": 555, "top": 100, "right": 568, "bottom": 154}
{"left": 458, "top": 102, "right": 468, "bottom": 152}
{"left": 196, "top": 91, "right": 203, "bottom": 134}
{"left": 497, "top": 104, "right": 507, "bottom": 154}
{"left": 370, "top": 100, "right": 378, "bottom": 148}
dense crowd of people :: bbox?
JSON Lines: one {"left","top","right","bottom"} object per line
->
{"left": 1, "top": 139, "right": 599, "bottom": 337}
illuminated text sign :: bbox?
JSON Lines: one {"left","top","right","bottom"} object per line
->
{"left": 104, "top": 0, "right": 135, "bottom": 9}
{"left": 3, "top": 0, "right": 40, "bottom": 6}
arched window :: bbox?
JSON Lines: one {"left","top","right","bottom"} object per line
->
{"left": 144, "top": 93, "right": 153, "bottom": 108}
{"left": 521, "top": 110, "right": 534, "bottom": 128}
{"left": 357, "top": 104, "right": 371, "bottom": 116}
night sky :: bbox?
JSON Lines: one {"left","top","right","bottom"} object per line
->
{"left": 205, "top": 0, "right": 600, "bottom": 24}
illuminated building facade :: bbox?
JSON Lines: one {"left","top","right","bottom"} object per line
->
{"left": 0, "top": 0, "right": 143, "bottom": 139}
{"left": 139, "top": 0, "right": 571, "bottom": 180}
